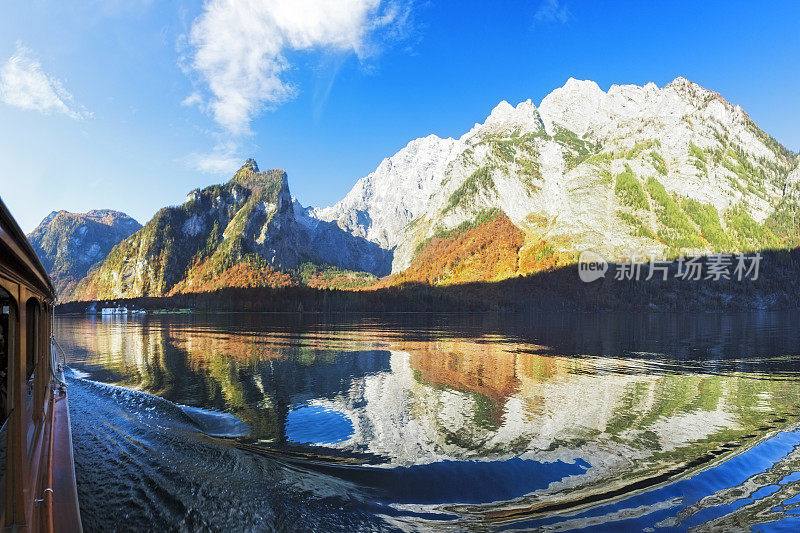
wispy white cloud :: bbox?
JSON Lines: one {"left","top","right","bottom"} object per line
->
{"left": 183, "top": 0, "right": 413, "bottom": 136}
{"left": 533, "top": 0, "right": 571, "bottom": 25}
{"left": 184, "top": 140, "right": 242, "bottom": 175}
{"left": 181, "top": 91, "right": 204, "bottom": 108}
{"left": 0, "top": 43, "right": 90, "bottom": 119}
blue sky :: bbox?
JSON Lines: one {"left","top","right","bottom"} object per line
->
{"left": 1, "top": 0, "right": 798, "bottom": 233}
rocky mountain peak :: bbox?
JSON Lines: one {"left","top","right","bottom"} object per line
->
{"left": 315, "top": 134, "right": 463, "bottom": 252}
{"left": 230, "top": 160, "right": 288, "bottom": 194}
{"left": 240, "top": 158, "right": 259, "bottom": 173}
{"left": 28, "top": 209, "right": 142, "bottom": 300}
{"left": 561, "top": 77, "right": 605, "bottom": 95}
{"left": 667, "top": 76, "right": 714, "bottom": 98}
{"left": 464, "top": 99, "right": 544, "bottom": 140}
{"left": 81, "top": 209, "right": 140, "bottom": 229}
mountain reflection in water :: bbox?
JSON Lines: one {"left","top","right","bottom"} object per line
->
{"left": 56, "top": 312, "right": 800, "bottom": 531}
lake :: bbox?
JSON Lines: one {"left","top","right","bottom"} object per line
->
{"left": 55, "top": 311, "right": 800, "bottom": 531}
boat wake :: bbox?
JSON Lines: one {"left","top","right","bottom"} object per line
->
{"left": 66, "top": 368, "right": 250, "bottom": 438}
{"left": 65, "top": 372, "right": 387, "bottom": 532}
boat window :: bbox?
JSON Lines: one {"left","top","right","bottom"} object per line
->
{"left": 26, "top": 298, "right": 39, "bottom": 380}
{"left": 0, "top": 288, "right": 13, "bottom": 428}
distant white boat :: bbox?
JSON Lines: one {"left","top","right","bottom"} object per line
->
{"left": 101, "top": 306, "right": 134, "bottom": 315}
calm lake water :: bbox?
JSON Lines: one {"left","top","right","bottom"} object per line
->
{"left": 55, "top": 312, "right": 800, "bottom": 531}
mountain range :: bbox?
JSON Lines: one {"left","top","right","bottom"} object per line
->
{"left": 30, "top": 77, "right": 800, "bottom": 302}
{"left": 314, "top": 77, "right": 798, "bottom": 275}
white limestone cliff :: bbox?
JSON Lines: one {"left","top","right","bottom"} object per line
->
{"left": 303, "top": 77, "right": 797, "bottom": 272}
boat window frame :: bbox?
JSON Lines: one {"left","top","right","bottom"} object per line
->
{"left": 0, "top": 286, "right": 15, "bottom": 428}
{"left": 24, "top": 298, "right": 39, "bottom": 381}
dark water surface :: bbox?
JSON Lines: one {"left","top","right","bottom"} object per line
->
{"left": 55, "top": 312, "right": 800, "bottom": 531}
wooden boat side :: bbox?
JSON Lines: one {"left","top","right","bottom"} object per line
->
{"left": 0, "top": 196, "right": 82, "bottom": 532}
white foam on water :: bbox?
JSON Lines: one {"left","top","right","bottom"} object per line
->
{"left": 66, "top": 367, "right": 91, "bottom": 379}
{"left": 66, "top": 372, "right": 250, "bottom": 438}
{"left": 180, "top": 405, "right": 251, "bottom": 438}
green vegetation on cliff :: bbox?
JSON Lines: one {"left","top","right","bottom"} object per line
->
{"left": 615, "top": 165, "right": 648, "bottom": 211}
{"left": 444, "top": 166, "right": 496, "bottom": 213}
{"left": 682, "top": 199, "right": 735, "bottom": 250}
{"left": 646, "top": 176, "right": 703, "bottom": 251}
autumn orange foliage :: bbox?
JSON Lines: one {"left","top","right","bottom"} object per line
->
{"left": 380, "top": 211, "right": 524, "bottom": 286}
{"left": 371, "top": 210, "right": 579, "bottom": 288}
{"left": 169, "top": 259, "right": 295, "bottom": 295}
